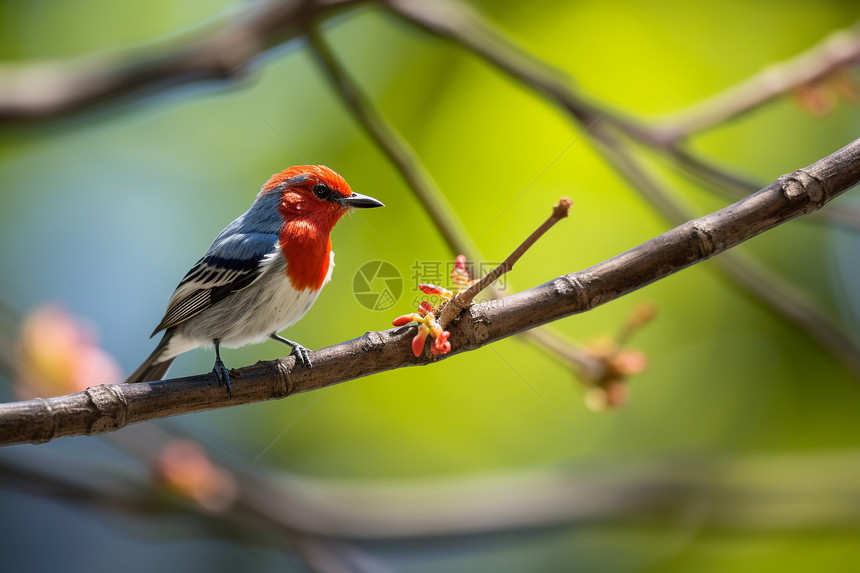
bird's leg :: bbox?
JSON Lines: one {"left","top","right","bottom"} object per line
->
{"left": 212, "top": 338, "right": 232, "bottom": 393}
{"left": 271, "top": 334, "right": 312, "bottom": 368}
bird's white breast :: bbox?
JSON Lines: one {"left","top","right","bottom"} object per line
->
{"left": 165, "top": 248, "right": 334, "bottom": 355}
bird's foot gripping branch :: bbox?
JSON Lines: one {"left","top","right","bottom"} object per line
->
{"left": 391, "top": 198, "right": 574, "bottom": 358}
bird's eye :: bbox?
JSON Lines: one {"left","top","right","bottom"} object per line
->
{"left": 313, "top": 183, "right": 332, "bottom": 200}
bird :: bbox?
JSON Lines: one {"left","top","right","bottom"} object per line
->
{"left": 124, "top": 165, "right": 384, "bottom": 390}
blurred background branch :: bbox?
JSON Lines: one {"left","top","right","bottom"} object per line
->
{"left": 655, "top": 23, "right": 860, "bottom": 142}
{"left": 0, "top": 0, "right": 362, "bottom": 124}
{"left": 388, "top": 0, "right": 860, "bottom": 231}
{"left": 5, "top": 443, "right": 860, "bottom": 539}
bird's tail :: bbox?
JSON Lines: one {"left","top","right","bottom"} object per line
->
{"left": 124, "top": 330, "right": 176, "bottom": 384}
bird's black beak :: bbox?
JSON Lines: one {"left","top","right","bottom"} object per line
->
{"left": 340, "top": 192, "right": 385, "bottom": 209}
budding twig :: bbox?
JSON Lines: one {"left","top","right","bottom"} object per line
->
{"left": 437, "top": 197, "right": 573, "bottom": 329}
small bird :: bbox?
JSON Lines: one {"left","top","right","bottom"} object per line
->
{"left": 125, "top": 165, "right": 384, "bottom": 389}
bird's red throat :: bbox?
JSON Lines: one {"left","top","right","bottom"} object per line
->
{"left": 279, "top": 205, "right": 345, "bottom": 292}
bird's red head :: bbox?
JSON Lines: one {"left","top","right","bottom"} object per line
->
{"left": 264, "top": 165, "right": 383, "bottom": 292}
{"left": 263, "top": 164, "right": 352, "bottom": 202}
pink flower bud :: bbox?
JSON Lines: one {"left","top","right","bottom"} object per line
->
{"left": 412, "top": 324, "right": 430, "bottom": 357}
{"left": 451, "top": 255, "right": 471, "bottom": 288}
{"left": 430, "top": 331, "right": 451, "bottom": 355}
{"left": 392, "top": 314, "right": 419, "bottom": 327}
{"left": 419, "top": 283, "right": 453, "bottom": 299}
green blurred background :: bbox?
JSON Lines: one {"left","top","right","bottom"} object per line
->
{"left": 1, "top": 0, "right": 860, "bottom": 571}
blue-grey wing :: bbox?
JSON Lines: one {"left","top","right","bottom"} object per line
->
{"left": 151, "top": 232, "right": 278, "bottom": 336}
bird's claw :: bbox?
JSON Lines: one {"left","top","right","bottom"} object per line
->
{"left": 212, "top": 357, "right": 232, "bottom": 393}
{"left": 291, "top": 344, "right": 312, "bottom": 369}
{"left": 270, "top": 334, "right": 312, "bottom": 369}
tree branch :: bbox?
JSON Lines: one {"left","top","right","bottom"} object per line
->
{"left": 0, "top": 0, "right": 361, "bottom": 125}
{"left": 657, "top": 23, "right": 860, "bottom": 142}
{"left": 1, "top": 137, "right": 858, "bottom": 447}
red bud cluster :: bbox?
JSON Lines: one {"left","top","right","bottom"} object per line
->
{"left": 391, "top": 264, "right": 465, "bottom": 357}
{"left": 392, "top": 308, "right": 452, "bottom": 357}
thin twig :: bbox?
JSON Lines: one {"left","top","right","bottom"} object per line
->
{"left": 1, "top": 137, "right": 858, "bottom": 446}
{"left": 520, "top": 327, "right": 606, "bottom": 381}
{"left": 657, "top": 23, "right": 860, "bottom": 142}
{"left": 438, "top": 198, "right": 572, "bottom": 328}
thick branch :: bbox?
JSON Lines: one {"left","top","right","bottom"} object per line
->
{"left": 670, "top": 148, "right": 860, "bottom": 231}
{"left": 1, "top": 138, "right": 858, "bottom": 447}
